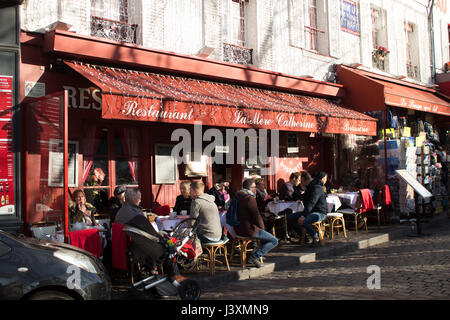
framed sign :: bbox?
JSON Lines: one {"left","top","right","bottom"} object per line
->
{"left": 184, "top": 153, "right": 209, "bottom": 177}
{"left": 48, "top": 139, "right": 79, "bottom": 187}
{"left": 155, "top": 144, "right": 178, "bottom": 184}
{"left": 340, "top": 0, "right": 360, "bottom": 36}
{"left": 287, "top": 133, "right": 299, "bottom": 153}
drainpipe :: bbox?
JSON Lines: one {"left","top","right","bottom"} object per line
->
{"left": 428, "top": 0, "right": 436, "bottom": 83}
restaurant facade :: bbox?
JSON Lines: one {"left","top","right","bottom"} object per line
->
{"left": 13, "top": 25, "right": 379, "bottom": 236}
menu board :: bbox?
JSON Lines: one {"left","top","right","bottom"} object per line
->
{"left": 48, "top": 139, "right": 78, "bottom": 187}
{"left": 395, "top": 169, "right": 433, "bottom": 199}
{"left": 0, "top": 75, "right": 15, "bottom": 215}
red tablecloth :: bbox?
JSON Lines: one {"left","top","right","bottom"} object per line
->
{"left": 69, "top": 228, "right": 102, "bottom": 258}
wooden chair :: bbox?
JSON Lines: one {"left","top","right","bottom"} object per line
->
{"left": 366, "top": 189, "right": 386, "bottom": 227}
{"left": 200, "top": 238, "right": 231, "bottom": 276}
{"left": 337, "top": 191, "right": 369, "bottom": 232}
{"left": 326, "top": 212, "right": 347, "bottom": 240}
{"left": 229, "top": 235, "right": 263, "bottom": 268}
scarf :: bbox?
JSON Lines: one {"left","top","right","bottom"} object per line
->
{"left": 256, "top": 188, "right": 268, "bottom": 199}
{"left": 242, "top": 189, "right": 256, "bottom": 197}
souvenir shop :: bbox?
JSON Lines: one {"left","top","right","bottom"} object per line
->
{"left": 336, "top": 64, "right": 450, "bottom": 219}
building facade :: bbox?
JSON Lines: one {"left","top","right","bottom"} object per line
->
{"left": 20, "top": 0, "right": 449, "bottom": 85}
{"left": 0, "top": 0, "right": 447, "bottom": 233}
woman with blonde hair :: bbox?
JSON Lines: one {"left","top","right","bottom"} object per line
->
{"left": 69, "top": 189, "right": 98, "bottom": 226}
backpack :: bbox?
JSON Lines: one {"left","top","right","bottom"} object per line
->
{"left": 226, "top": 198, "right": 240, "bottom": 227}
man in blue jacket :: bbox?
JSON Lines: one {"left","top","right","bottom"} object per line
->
{"left": 287, "top": 171, "right": 328, "bottom": 247}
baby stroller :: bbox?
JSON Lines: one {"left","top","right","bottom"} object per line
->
{"left": 122, "top": 217, "right": 201, "bottom": 300}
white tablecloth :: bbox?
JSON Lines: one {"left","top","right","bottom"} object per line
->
{"left": 336, "top": 192, "right": 359, "bottom": 208}
{"left": 156, "top": 216, "right": 189, "bottom": 231}
{"left": 326, "top": 195, "right": 342, "bottom": 212}
{"left": 266, "top": 201, "right": 304, "bottom": 215}
{"left": 336, "top": 190, "right": 374, "bottom": 209}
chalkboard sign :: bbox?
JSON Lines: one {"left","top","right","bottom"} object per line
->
{"left": 340, "top": 0, "right": 360, "bottom": 36}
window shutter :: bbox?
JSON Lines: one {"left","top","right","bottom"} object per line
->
{"left": 288, "top": 0, "right": 305, "bottom": 48}
{"left": 204, "top": 0, "right": 222, "bottom": 59}
{"left": 359, "top": 1, "right": 372, "bottom": 67}
{"left": 328, "top": 0, "right": 340, "bottom": 57}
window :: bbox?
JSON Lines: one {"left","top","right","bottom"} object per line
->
{"left": 371, "top": 6, "right": 388, "bottom": 71}
{"left": 229, "top": 0, "right": 246, "bottom": 47}
{"left": 81, "top": 126, "right": 139, "bottom": 214}
{"left": 404, "top": 21, "right": 420, "bottom": 80}
{"left": 304, "top": 0, "right": 329, "bottom": 54}
{"left": 91, "top": 0, "right": 137, "bottom": 43}
{"left": 448, "top": 25, "right": 450, "bottom": 60}
{"left": 223, "top": 0, "right": 253, "bottom": 65}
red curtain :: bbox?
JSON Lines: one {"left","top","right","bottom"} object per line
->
{"left": 117, "top": 127, "right": 139, "bottom": 183}
{"left": 82, "top": 126, "right": 102, "bottom": 185}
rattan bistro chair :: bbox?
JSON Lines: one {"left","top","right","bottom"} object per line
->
{"left": 300, "top": 220, "right": 327, "bottom": 246}
{"left": 337, "top": 191, "right": 368, "bottom": 232}
{"left": 229, "top": 235, "right": 263, "bottom": 268}
{"left": 200, "top": 238, "right": 231, "bottom": 276}
{"left": 326, "top": 212, "right": 347, "bottom": 240}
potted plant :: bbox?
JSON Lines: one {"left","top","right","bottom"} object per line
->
{"left": 373, "top": 46, "right": 390, "bottom": 61}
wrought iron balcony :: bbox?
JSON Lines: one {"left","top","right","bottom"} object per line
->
{"left": 223, "top": 42, "right": 253, "bottom": 66}
{"left": 406, "top": 63, "right": 420, "bottom": 80}
{"left": 372, "top": 51, "right": 388, "bottom": 72}
{"left": 91, "top": 16, "right": 137, "bottom": 44}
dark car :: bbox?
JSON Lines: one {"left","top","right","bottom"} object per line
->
{"left": 0, "top": 230, "right": 111, "bottom": 300}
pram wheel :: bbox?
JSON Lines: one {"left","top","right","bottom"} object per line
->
{"left": 177, "top": 279, "right": 201, "bottom": 300}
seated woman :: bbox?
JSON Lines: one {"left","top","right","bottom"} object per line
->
{"left": 254, "top": 178, "right": 277, "bottom": 233}
{"left": 279, "top": 172, "right": 301, "bottom": 201}
{"left": 173, "top": 180, "right": 192, "bottom": 215}
{"left": 69, "top": 189, "right": 98, "bottom": 226}
{"left": 208, "top": 178, "right": 231, "bottom": 211}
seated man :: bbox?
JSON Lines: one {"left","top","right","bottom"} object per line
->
{"left": 115, "top": 188, "right": 184, "bottom": 283}
{"left": 189, "top": 181, "right": 223, "bottom": 244}
{"left": 296, "top": 172, "right": 313, "bottom": 202}
{"left": 108, "top": 185, "right": 126, "bottom": 223}
{"left": 234, "top": 179, "right": 278, "bottom": 268}
{"left": 287, "top": 172, "right": 328, "bottom": 248}
{"left": 173, "top": 180, "right": 192, "bottom": 215}
{"left": 279, "top": 172, "right": 301, "bottom": 201}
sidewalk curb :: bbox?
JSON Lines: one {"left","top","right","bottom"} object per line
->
{"left": 192, "top": 227, "right": 410, "bottom": 290}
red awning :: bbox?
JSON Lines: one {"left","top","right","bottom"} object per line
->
{"left": 337, "top": 65, "right": 450, "bottom": 117}
{"left": 65, "top": 61, "right": 377, "bottom": 135}
{"left": 375, "top": 79, "right": 450, "bottom": 116}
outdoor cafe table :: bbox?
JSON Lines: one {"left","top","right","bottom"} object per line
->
{"left": 326, "top": 195, "right": 342, "bottom": 212}
{"left": 266, "top": 201, "right": 304, "bottom": 241}
{"left": 336, "top": 190, "right": 374, "bottom": 209}
{"left": 155, "top": 215, "right": 189, "bottom": 232}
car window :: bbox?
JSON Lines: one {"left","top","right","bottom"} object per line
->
{"left": 0, "top": 241, "right": 11, "bottom": 256}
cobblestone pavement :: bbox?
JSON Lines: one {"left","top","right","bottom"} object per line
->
{"left": 201, "top": 216, "right": 450, "bottom": 300}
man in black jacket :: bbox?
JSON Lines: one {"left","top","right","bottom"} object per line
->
{"left": 108, "top": 185, "right": 126, "bottom": 223}
{"left": 287, "top": 172, "right": 328, "bottom": 247}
